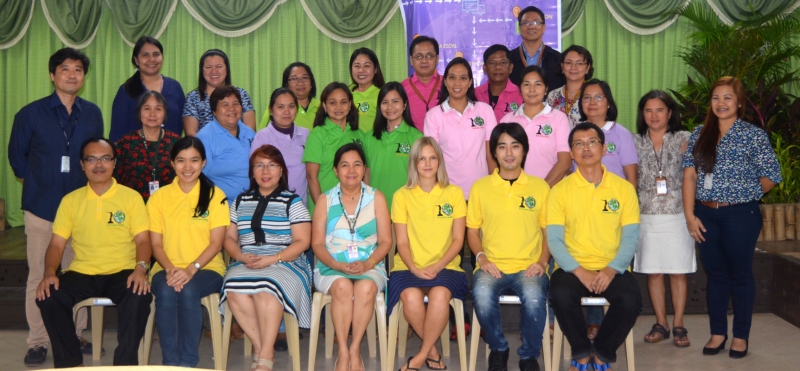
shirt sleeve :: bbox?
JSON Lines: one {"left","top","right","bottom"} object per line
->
{"left": 128, "top": 194, "right": 150, "bottom": 236}
{"left": 423, "top": 109, "right": 441, "bottom": 143}
{"left": 619, "top": 181, "right": 641, "bottom": 227}
{"left": 146, "top": 192, "right": 164, "bottom": 234}
{"left": 538, "top": 185, "right": 549, "bottom": 229}
{"left": 608, "top": 224, "right": 639, "bottom": 273}
{"left": 482, "top": 104, "right": 498, "bottom": 141}
{"left": 260, "top": 109, "right": 271, "bottom": 129}
{"left": 183, "top": 91, "right": 199, "bottom": 118}
{"left": 302, "top": 128, "right": 324, "bottom": 164}
{"left": 250, "top": 131, "right": 267, "bottom": 156}
{"left": 288, "top": 195, "right": 311, "bottom": 224}
{"left": 751, "top": 128, "right": 783, "bottom": 184}
{"left": 229, "top": 195, "right": 239, "bottom": 224}
{"left": 239, "top": 88, "right": 255, "bottom": 113}
{"left": 546, "top": 225, "right": 580, "bottom": 272}
{"left": 52, "top": 196, "right": 74, "bottom": 240}
{"left": 682, "top": 126, "right": 702, "bottom": 169}
{"left": 618, "top": 127, "right": 639, "bottom": 166}
{"left": 553, "top": 112, "right": 571, "bottom": 153}
{"left": 8, "top": 108, "right": 32, "bottom": 178}
{"left": 452, "top": 186, "right": 467, "bottom": 219}
{"left": 209, "top": 187, "right": 231, "bottom": 229}
{"left": 196, "top": 130, "right": 216, "bottom": 173}
{"left": 465, "top": 183, "right": 483, "bottom": 229}
{"left": 391, "top": 189, "right": 409, "bottom": 224}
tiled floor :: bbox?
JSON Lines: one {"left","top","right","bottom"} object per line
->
{"left": 1, "top": 313, "right": 798, "bottom": 370}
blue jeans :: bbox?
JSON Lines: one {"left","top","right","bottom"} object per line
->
{"left": 152, "top": 270, "right": 223, "bottom": 367}
{"left": 472, "top": 270, "right": 549, "bottom": 360}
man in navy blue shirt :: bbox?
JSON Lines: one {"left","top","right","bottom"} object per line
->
{"left": 8, "top": 48, "right": 104, "bottom": 367}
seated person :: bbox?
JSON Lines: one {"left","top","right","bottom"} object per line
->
{"left": 36, "top": 138, "right": 152, "bottom": 368}
{"left": 467, "top": 123, "right": 551, "bottom": 371}
{"left": 546, "top": 122, "right": 642, "bottom": 371}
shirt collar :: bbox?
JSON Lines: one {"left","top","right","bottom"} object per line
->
{"left": 514, "top": 103, "right": 552, "bottom": 119}
{"left": 602, "top": 121, "right": 615, "bottom": 131}
{"left": 410, "top": 183, "right": 444, "bottom": 198}
{"left": 573, "top": 165, "right": 611, "bottom": 188}
{"left": 411, "top": 71, "right": 440, "bottom": 86}
{"left": 441, "top": 98, "right": 474, "bottom": 113}
{"left": 49, "top": 91, "right": 83, "bottom": 112}
{"left": 489, "top": 168, "right": 529, "bottom": 186}
{"left": 168, "top": 178, "right": 201, "bottom": 197}
{"left": 85, "top": 178, "right": 119, "bottom": 200}
{"left": 323, "top": 117, "right": 352, "bottom": 131}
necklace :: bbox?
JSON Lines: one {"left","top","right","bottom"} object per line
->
{"left": 563, "top": 84, "right": 582, "bottom": 114}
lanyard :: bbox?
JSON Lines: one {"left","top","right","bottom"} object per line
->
{"left": 57, "top": 110, "right": 78, "bottom": 152}
{"left": 338, "top": 186, "right": 365, "bottom": 240}
{"left": 408, "top": 74, "right": 440, "bottom": 111}
{"left": 519, "top": 43, "right": 545, "bottom": 68}
{"left": 140, "top": 129, "right": 164, "bottom": 179}
{"left": 650, "top": 132, "right": 667, "bottom": 177}
{"left": 563, "top": 85, "right": 582, "bottom": 115}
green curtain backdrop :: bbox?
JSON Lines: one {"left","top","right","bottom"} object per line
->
{"left": 604, "top": 0, "right": 688, "bottom": 34}
{"left": 562, "top": 0, "right": 587, "bottom": 36}
{"left": 299, "top": 0, "right": 399, "bottom": 43}
{"left": 707, "top": 0, "right": 800, "bottom": 24}
{"left": 0, "top": 0, "right": 35, "bottom": 48}
{"left": 181, "top": 0, "right": 285, "bottom": 36}
{"left": 41, "top": 0, "right": 103, "bottom": 48}
{"left": 0, "top": 0, "right": 407, "bottom": 227}
{"left": 106, "top": 0, "right": 178, "bottom": 46}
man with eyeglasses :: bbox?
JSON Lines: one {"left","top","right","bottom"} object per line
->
{"left": 508, "top": 6, "right": 564, "bottom": 93}
{"left": 36, "top": 138, "right": 152, "bottom": 368}
{"left": 8, "top": 48, "right": 104, "bottom": 366}
{"left": 402, "top": 35, "right": 442, "bottom": 132}
{"left": 546, "top": 122, "right": 642, "bottom": 371}
{"left": 475, "top": 44, "right": 523, "bottom": 123}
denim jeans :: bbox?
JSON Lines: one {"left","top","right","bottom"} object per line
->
{"left": 152, "top": 270, "right": 223, "bottom": 367}
{"left": 472, "top": 270, "right": 549, "bottom": 360}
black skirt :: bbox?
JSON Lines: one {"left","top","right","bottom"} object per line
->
{"left": 386, "top": 269, "right": 468, "bottom": 315}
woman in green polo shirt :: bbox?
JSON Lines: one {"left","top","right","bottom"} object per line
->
{"left": 349, "top": 48, "right": 385, "bottom": 133}
{"left": 364, "top": 82, "right": 423, "bottom": 210}
{"left": 259, "top": 62, "right": 320, "bottom": 131}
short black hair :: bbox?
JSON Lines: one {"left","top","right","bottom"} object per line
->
{"left": 409, "top": 35, "right": 439, "bottom": 56}
{"left": 209, "top": 85, "right": 242, "bottom": 112}
{"left": 483, "top": 44, "right": 511, "bottom": 65}
{"left": 518, "top": 6, "right": 545, "bottom": 24}
{"left": 135, "top": 91, "right": 169, "bottom": 127}
{"left": 80, "top": 137, "right": 116, "bottom": 159}
{"left": 636, "top": 90, "right": 683, "bottom": 136}
{"left": 489, "top": 123, "right": 530, "bottom": 169}
{"left": 333, "top": 142, "right": 367, "bottom": 169}
{"left": 49, "top": 48, "right": 90, "bottom": 75}
{"left": 578, "top": 79, "right": 618, "bottom": 122}
{"left": 520, "top": 65, "right": 549, "bottom": 91}
{"left": 568, "top": 122, "right": 605, "bottom": 147}
{"left": 268, "top": 87, "right": 298, "bottom": 124}
{"left": 561, "top": 45, "right": 594, "bottom": 80}
{"left": 281, "top": 62, "right": 317, "bottom": 99}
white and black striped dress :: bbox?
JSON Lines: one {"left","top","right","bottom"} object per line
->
{"left": 220, "top": 189, "right": 313, "bottom": 328}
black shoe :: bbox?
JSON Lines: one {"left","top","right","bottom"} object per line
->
{"left": 702, "top": 335, "right": 727, "bottom": 355}
{"left": 729, "top": 339, "right": 748, "bottom": 358}
{"left": 78, "top": 336, "right": 105, "bottom": 356}
{"left": 518, "top": 357, "right": 540, "bottom": 371}
{"left": 24, "top": 346, "right": 47, "bottom": 367}
{"left": 487, "top": 349, "right": 509, "bottom": 371}
{"left": 274, "top": 332, "right": 288, "bottom": 351}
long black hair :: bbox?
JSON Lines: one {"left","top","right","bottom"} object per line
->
{"left": 123, "top": 36, "right": 163, "bottom": 99}
{"left": 197, "top": 49, "right": 231, "bottom": 100}
{"left": 636, "top": 90, "right": 682, "bottom": 136}
{"left": 349, "top": 48, "right": 386, "bottom": 90}
{"left": 170, "top": 136, "right": 215, "bottom": 217}
{"left": 281, "top": 62, "right": 317, "bottom": 99}
{"left": 268, "top": 88, "right": 298, "bottom": 124}
{"left": 437, "top": 57, "right": 477, "bottom": 105}
{"left": 372, "top": 82, "right": 414, "bottom": 140}
{"left": 313, "top": 82, "right": 359, "bottom": 130}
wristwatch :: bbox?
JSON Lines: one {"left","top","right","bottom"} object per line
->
{"left": 192, "top": 262, "right": 201, "bottom": 270}
{"left": 136, "top": 261, "right": 150, "bottom": 273}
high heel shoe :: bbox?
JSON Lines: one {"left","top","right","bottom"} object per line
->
{"left": 729, "top": 339, "right": 748, "bottom": 358}
{"left": 702, "top": 335, "right": 728, "bottom": 355}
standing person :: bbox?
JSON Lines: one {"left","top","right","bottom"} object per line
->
{"left": 252, "top": 88, "right": 310, "bottom": 205}
{"left": 468, "top": 123, "right": 551, "bottom": 371}
{"left": 509, "top": 6, "right": 564, "bottom": 92}
{"left": 424, "top": 57, "right": 497, "bottom": 201}
{"left": 8, "top": 47, "right": 103, "bottom": 366}
{"left": 196, "top": 85, "right": 256, "bottom": 201}
{"left": 221, "top": 145, "right": 312, "bottom": 371}
{"left": 476, "top": 44, "right": 523, "bottom": 123}
{"left": 547, "top": 122, "right": 642, "bottom": 371}
{"left": 110, "top": 36, "right": 185, "bottom": 141}
{"left": 311, "top": 143, "right": 392, "bottom": 371}
{"left": 350, "top": 48, "right": 386, "bottom": 133}
{"left": 546, "top": 45, "right": 594, "bottom": 128}
{"left": 633, "top": 90, "right": 696, "bottom": 347}
{"left": 183, "top": 49, "right": 255, "bottom": 136}
{"left": 303, "top": 82, "right": 364, "bottom": 213}
{"left": 259, "top": 62, "right": 319, "bottom": 131}
{"left": 501, "top": 65, "right": 571, "bottom": 187}
{"left": 148, "top": 137, "right": 229, "bottom": 367}
{"left": 683, "top": 76, "right": 781, "bottom": 358}
{"left": 364, "top": 83, "right": 423, "bottom": 209}
{"left": 402, "top": 36, "right": 441, "bottom": 132}
{"left": 36, "top": 138, "right": 152, "bottom": 369}
{"left": 389, "top": 137, "right": 467, "bottom": 371}
{"left": 114, "top": 91, "right": 181, "bottom": 201}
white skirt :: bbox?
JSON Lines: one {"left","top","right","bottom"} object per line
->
{"left": 313, "top": 268, "right": 387, "bottom": 294}
{"left": 634, "top": 213, "right": 697, "bottom": 274}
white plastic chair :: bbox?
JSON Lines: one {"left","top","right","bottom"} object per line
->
{"left": 221, "top": 301, "right": 301, "bottom": 371}
{"left": 72, "top": 297, "right": 153, "bottom": 363}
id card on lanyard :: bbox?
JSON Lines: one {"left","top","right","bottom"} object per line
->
{"left": 142, "top": 129, "right": 164, "bottom": 194}
{"left": 58, "top": 111, "right": 78, "bottom": 173}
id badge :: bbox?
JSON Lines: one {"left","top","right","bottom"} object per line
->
{"left": 148, "top": 181, "right": 160, "bottom": 194}
{"left": 61, "top": 156, "right": 70, "bottom": 173}
{"left": 703, "top": 174, "right": 713, "bottom": 190}
{"left": 347, "top": 243, "right": 359, "bottom": 261}
{"left": 655, "top": 177, "right": 668, "bottom": 195}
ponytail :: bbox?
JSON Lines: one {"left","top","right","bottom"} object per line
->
{"left": 195, "top": 173, "right": 215, "bottom": 217}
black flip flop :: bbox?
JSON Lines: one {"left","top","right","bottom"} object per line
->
{"left": 425, "top": 355, "right": 447, "bottom": 370}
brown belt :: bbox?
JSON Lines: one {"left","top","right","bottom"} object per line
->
{"left": 697, "top": 200, "right": 742, "bottom": 208}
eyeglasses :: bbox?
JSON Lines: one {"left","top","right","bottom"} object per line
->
{"left": 82, "top": 156, "right": 115, "bottom": 164}
{"left": 521, "top": 20, "right": 544, "bottom": 27}
{"left": 571, "top": 139, "right": 601, "bottom": 149}
{"left": 487, "top": 60, "right": 510, "bottom": 68}
{"left": 581, "top": 95, "right": 605, "bottom": 102}
{"left": 288, "top": 76, "right": 310, "bottom": 83}
{"left": 253, "top": 163, "right": 280, "bottom": 171}
{"left": 562, "top": 61, "right": 587, "bottom": 68}
{"left": 412, "top": 53, "right": 437, "bottom": 61}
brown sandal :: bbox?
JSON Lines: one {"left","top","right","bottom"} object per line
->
{"left": 587, "top": 325, "right": 600, "bottom": 340}
{"left": 673, "top": 327, "right": 690, "bottom": 347}
{"left": 644, "top": 323, "right": 670, "bottom": 343}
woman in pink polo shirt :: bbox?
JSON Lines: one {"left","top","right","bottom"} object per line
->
{"left": 423, "top": 57, "right": 496, "bottom": 201}
{"left": 500, "top": 65, "right": 571, "bottom": 187}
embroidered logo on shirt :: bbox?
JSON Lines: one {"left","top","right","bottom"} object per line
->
{"left": 471, "top": 116, "right": 485, "bottom": 128}
{"left": 606, "top": 142, "right": 617, "bottom": 154}
{"left": 108, "top": 211, "right": 126, "bottom": 224}
{"left": 537, "top": 124, "right": 553, "bottom": 136}
{"left": 602, "top": 198, "right": 620, "bottom": 213}
{"left": 395, "top": 143, "right": 411, "bottom": 154}
{"left": 508, "top": 102, "right": 519, "bottom": 112}
{"left": 358, "top": 102, "right": 370, "bottom": 113}
{"left": 193, "top": 210, "right": 210, "bottom": 219}
{"left": 519, "top": 196, "right": 536, "bottom": 210}
{"left": 436, "top": 203, "right": 454, "bottom": 217}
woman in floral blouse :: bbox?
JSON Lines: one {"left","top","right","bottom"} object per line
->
{"left": 115, "top": 91, "right": 180, "bottom": 201}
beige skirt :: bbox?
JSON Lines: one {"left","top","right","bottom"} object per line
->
{"left": 634, "top": 213, "right": 697, "bottom": 274}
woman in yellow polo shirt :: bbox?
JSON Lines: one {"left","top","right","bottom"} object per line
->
{"left": 147, "top": 136, "right": 229, "bottom": 367}
{"left": 388, "top": 137, "right": 468, "bottom": 371}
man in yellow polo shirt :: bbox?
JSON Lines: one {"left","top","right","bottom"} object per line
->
{"left": 467, "top": 123, "right": 551, "bottom": 371}
{"left": 36, "top": 138, "right": 152, "bottom": 368}
{"left": 546, "top": 122, "right": 642, "bottom": 371}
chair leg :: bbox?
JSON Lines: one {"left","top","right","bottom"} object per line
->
{"left": 285, "top": 313, "right": 301, "bottom": 371}
{"left": 452, "top": 299, "right": 467, "bottom": 371}
{"left": 324, "top": 302, "right": 334, "bottom": 357}
{"left": 552, "top": 318, "right": 563, "bottom": 371}
{"left": 387, "top": 304, "right": 401, "bottom": 371}
{"left": 222, "top": 302, "right": 233, "bottom": 368}
{"left": 543, "top": 307, "right": 552, "bottom": 371}
{"left": 91, "top": 306, "right": 104, "bottom": 360}
{"left": 440, "top": 318, "right": 450, "bottom": 357}
{"left": 626, "top": 327, "right": 635, "bottom": 371}
{"left": 202, "top": 294, "right": 224, "bottom": 370}
{"left": 397, "top": 304, "right": 408, "bottom": 357}
{"left": 140, "top": 300, "right": 155, "bottom": 365}
{"left": 468, "top": 311, "right": 481, "bottom": 371}
{"left": 244, "top": 335, "right": 252, "bottom": 356}
{"left": 375, "top": 295, "right": 388, "bottom": 371}
{"left": 308, "top": 293, "right": 323, "bottom": 371}
{"left": 367, "top": 313, "right": 377, "bottom": 357}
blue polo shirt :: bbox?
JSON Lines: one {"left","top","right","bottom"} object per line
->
{"left": 109, "top": 76, "right": 185, "bottom": 142}
{"left": 8, "top": 92, "right": 104, "bottom": 222}
{"left": 196, "top": 118, "right": 255, "bottom": 201}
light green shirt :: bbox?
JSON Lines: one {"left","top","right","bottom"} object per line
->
{"left": 352, "top": 85, "right": 380, "bottom": 133}
{"left": 364, "top": 122, "right": 423, "bottom": 210}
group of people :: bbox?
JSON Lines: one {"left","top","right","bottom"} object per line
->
{"left": 7, "top": 5, "right": 782, "bottom": 371}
